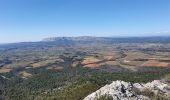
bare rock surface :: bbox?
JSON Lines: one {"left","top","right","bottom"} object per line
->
{"left": 84, "top": 80, "right": 170, "bottom": 100}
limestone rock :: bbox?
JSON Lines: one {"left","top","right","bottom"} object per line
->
{"left": 84, "top": 80, "right": 170, "bottom": 100}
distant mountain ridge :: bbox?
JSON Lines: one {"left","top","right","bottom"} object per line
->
{"left": 42, "top": 36, "right": 170, "bottom": 43}
{"left": 42, "top": 36, "right": 104, "bottom": 43}
{"left": 1, "top": 36, "right": 170, "bottom": 50}
{"left": 43, "top": 36, "right": 98, "bottom": 41}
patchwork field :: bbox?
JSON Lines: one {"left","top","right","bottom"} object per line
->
{"left": 1, "top": 37, "right": 170, "bottom": 100}
{"left": 142, "top": 60, "right": 169, "bottom": 67}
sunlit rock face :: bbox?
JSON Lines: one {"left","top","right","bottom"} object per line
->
{"left": 84, "top": 80, "right": 170, "bottom": 100}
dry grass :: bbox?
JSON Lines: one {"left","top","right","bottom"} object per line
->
{"left": 83, "top": 63, "right": 106, "bottom": 68}
{"left": 31, "top": 59, "right": 57, "bottom": 68}
{"left": 103, "top": 56, "right": 116, "bottom": 61}
{"left": 46, "top": 67, "right": 63, "bottom": 70}
{"left": 122, "top": 60, "right": 144, "bottom": 66}
{"left": 0, "top": 68, "right": 12, "bottom": 73}
{"left": 105, "top": 61, "right": 117, "bottom": 66}
{"left": 81, "top": 57, "right": 102, "bottom": 65}
{"left": 32, "top": 63, "right": 42, "bottom": 68}
{"left": 46, "top": 65, "right": 63, "bottom": 70}
{"left": 19, "top": 71, "right": 32, "bottom": 79}
{"left": 149, "top": 58, "right": 170, "bottom": 61}
{"left": 142, "top": 60, "right": 169, "bottom": 67}
{"left": 72, "top": 61, "right": 80, "bottom": 67}
{"left": 125, "top": 51, "right": 149, "bottom": 61}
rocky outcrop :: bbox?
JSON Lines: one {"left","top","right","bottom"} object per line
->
{"left": 84, "top": 80, "right": 170, "bottom": 100}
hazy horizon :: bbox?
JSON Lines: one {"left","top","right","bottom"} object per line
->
{"left": 0, "top": 35, "right": 170, "bottom": 44}
{"left": 0, "top": 0, "right": 170, "bottom": 43}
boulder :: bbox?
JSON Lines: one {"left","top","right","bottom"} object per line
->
{"left": 84, "top": 80, "right": 170, "bottom": 100}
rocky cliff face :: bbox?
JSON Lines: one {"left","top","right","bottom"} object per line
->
{"left": 84, "top": 80, "right": 170, "bottom": 100}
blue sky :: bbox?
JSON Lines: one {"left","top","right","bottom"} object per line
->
{"left": 0, "top": 0, "right": 170, "bottom": 43}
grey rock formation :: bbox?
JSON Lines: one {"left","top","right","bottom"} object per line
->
{"left": 84, "top": 80, "right": 170, "bottom": 100}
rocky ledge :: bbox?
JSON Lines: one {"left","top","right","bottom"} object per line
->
{"left": 84, "top": 80, "right": 170, "bottom": 100}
